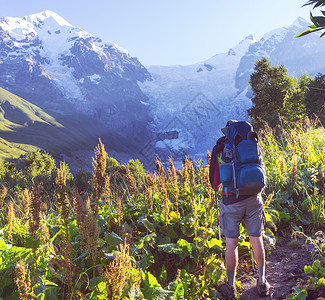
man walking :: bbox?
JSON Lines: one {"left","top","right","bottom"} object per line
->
{"left": 209, "top": 120, "right": 270, "bottom": 299}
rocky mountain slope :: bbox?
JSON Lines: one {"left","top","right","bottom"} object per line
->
{"left": 140, "top": 17, "right": 325, "bottom": 159}
{"left": 0, "top": 11, "right": 324, "bottom": 166}
{"left": 0, "top": 10, "right": 152, "bottom": 152}
{"left": 0, "top": 87, "right": 138, "bottom": 161}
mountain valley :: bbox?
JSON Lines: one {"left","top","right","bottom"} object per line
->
{"left": 0, "top": 11, "right": 324, "bottom": 167}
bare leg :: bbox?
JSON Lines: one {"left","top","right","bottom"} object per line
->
{"left": 249, "top": 235, "right": 265, "bottom": 267}
{"left": 225, "top": 237, "right": 239, "bottom": 269}
{"left": 225, "top": 237, "right": 239, "bottom": 286}
{"left": 250, "top": 235, "right": 267, "bottom": 285}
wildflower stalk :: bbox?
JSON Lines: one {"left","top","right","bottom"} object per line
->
{"left": 29, "top": 184, "right": 41, "bottom": 287}
{"left": 73, "top": 191, "right": 86, "bottom": 240}
{"left": 105, "top": 242, "right": 140, "bottom": 299}
{"left": 55, "top": 162, "right": 70, "bottom": 226}
{"left": 22, "top": 188, "right": 31, "bottom": 221}
{"left": 117, "top": 194, "right": 123, "bottom": 233}
{"left": 161, "top": 173, "right": 169, "bottom": 235}
{"left": 155, "top": 158, "right": 163, "bottom": 176}
{"left": 74, "top": 194, "right": 100, "bottom": 260}
{"left": 15, "top": 260, "right": 31, "bottom": 300}
{"left": 207, "top": 150, "right": 211, "bottom": 165}
{"left": 156, "top": 159, "right": 170, "bottom": 234}
{"left": 55, "top": 162, "right": 73, "bottom": 297}
{"left": 91, "top": 139, "right": 109, "bottom": 217}
{"left": 73, "top": 192, "right": 95, "bottom": 255}
{"left": 188, "top": 159, "right": 196, "bottom": 194}
{"left": 145, "top": 173, "right": 156, "bottom": 212}
{"left": 169, "top": 158, "right": 179, "bottom": 214}
{"left": 187, "top": 159, "right": 198, "bottom": 238}
{"left": 7, "top": 202, "right": 15, "bottom": 242}
{"left": 125, "top": 167, "right": 137, "bottom": 196}
{"left": 190, "top": 195, "right": 198, "bottom": 239}
{"left": 181, "top": 157, "right": 190, "bottom": 194}
{"left": 29, "top": 184, "right": 41, "bottom": 239}
{"left": 200, "top": 165, "right": 212, "bottom": 195}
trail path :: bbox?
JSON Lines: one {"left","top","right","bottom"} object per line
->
{"left": 237, "top": 238, "right": 325, "bottom": 300}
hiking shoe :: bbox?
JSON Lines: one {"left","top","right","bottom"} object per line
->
{"left": 218, "top": 282, "right": 235, "bottom": 299}
{"left": 256, "top": 279, "right": 270, "bottom": 297}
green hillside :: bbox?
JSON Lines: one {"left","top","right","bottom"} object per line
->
{"left": 0, "top": 87, "right": 134, "bottom": 160}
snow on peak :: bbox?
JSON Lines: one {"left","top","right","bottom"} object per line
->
{"left": 244, "top": 34, "right": 255, "bottom": 41}
{"left": 261, "top": 26, "right": 285, "bottom": 42}
{"left": 261, "top": 17, "right": 310, "bottom": 42}
{"left": 0, "top": 10, "right": 84, "bottom": 42}
{"left": 229, "top": 34, "right": 257, "bottom": 56}
{"left": 24, "top": 10, "right": 72, "bottom": 27}
{"left": 292, "top": 17, "right": 310, "bottom": 29}
{"left": 0, "top": 11, "right": 91, "bottom": 100}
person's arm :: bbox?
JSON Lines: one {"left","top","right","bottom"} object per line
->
{"left": 209, "top": 136, "right": 225, "bottom": 190}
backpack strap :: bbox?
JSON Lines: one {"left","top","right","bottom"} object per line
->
{"left": 209, "top": 136, "right": 225, "bottom": 190}
{"left": 234, "top": 134, "right": 243, "bottom": 146}
{"left": 247, "top": 131, "right": 258, "bottom": 142}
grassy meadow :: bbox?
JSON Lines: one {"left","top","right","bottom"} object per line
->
{"left": 0, "top": 87, "right": 136, "bottom": 160}
{"left": 0, "top": 121, "right": 324, "bottom": 299}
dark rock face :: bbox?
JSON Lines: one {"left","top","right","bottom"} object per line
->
{"left": 0, "top": 12, "right": 153, "bottom": 150}
{"left": 63, "top": 37, "right": 152, "bottom": 136}
{"left": 0, "top": 27, "right": 63, "bottom": 107}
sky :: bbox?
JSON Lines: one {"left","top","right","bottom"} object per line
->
{"left": 0, "top": 0, "right": 313, "bottom": 66}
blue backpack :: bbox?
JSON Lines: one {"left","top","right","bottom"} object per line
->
{"left": 219, "top": 121, "right": 266, "bottom": 197}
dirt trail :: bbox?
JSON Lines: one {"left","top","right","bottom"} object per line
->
{"left": 237, "top": 239, "right": 323, "bottom": 300}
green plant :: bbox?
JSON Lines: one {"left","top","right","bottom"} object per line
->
{"left": 1, "top": 120, "right": 324, "bottom": 299}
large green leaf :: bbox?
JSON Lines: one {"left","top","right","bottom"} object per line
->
{"left": 142, "top": 271, "right": 173, "bottom": 300}
{"left": 34, "top": 279, "right": 59, "bottom": 300}
{"left": 139, "top": 216, "right": 155, "bottom": 232}
{"left": 159, "top": 264, "right": 167, "bottom": 282}
{"left": 136, "top": 252, "right": 154, "bottom": 272}
{"left": 265, "top": 212, "right": 272, "bottom": 222}
{"left": 204, "top": 238, "right": 223, "bottom": 250}
{"left": 105, "top": 232, "right": 123, "bottom": 248}
{"left": 0, "top": 239, "right": 6, "bottom": 250}
{"left": 278, "top": 210, "right": 290, "bottom": 222}
{"left": 134, "top": 233, "right": 156, "bottom": 250}
{"left": 177, "top": 239, "right": 193, "bottom": 258}
{"left": 157, "top": 243, "right": 182, "bottom": 255}
{"left": 87, "top": 279, "right": 107, "bottom": 300}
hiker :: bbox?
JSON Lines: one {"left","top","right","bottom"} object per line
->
{"left": 209, "top": 120, "right": 270, "bottom": 299}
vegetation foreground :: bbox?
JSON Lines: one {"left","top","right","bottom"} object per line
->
{"left": 0, "top": 121, "right": 324, "bottom": 300}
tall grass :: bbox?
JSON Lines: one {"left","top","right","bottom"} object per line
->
{"left": 260, "top": 120, "right": 325, "bottom": 229}
{"left": 0, "top": 121, "right": 324, "bottom": 299}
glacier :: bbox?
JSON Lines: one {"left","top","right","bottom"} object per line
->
{"left": 1, "top": 11, "right": 325, "bottom": 169}
{"left": 138, "top": 17, "right": 325, "bottom": 164}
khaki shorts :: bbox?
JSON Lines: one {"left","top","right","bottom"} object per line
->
{"left": 220, "top": 195, "right": 266, "bottom": 238}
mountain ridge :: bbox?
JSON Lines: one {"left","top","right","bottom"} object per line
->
{"left": 0, "top": 10, "right": 152, "bottom": 151}
{"left": 0, "top": 87, "right": 142, "bottom": 163}
{"left": 139, "top": 16, "right": 325, "bottom": 161}
{"left": 0, "top": 11, "right": 324, "bottom": 167}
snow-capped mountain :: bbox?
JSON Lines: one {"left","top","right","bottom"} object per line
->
{"left": 1, "top": 11, "right": 325, "bottom": 164}
{"left": 0, "top": 10, "right": 152, "bottom": 147}
{"left": 139, "top": 35, "right": 257, "bottom": 158}
{"left": 139, "top": 17, "right": 325, "bottom": 159}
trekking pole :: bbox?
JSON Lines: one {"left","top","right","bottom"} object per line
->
{"left": 215, "top": 190, "right": 223, "bottom": 259}
{"left": 250, "top": 246, "right": 255, "bottom": 274}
